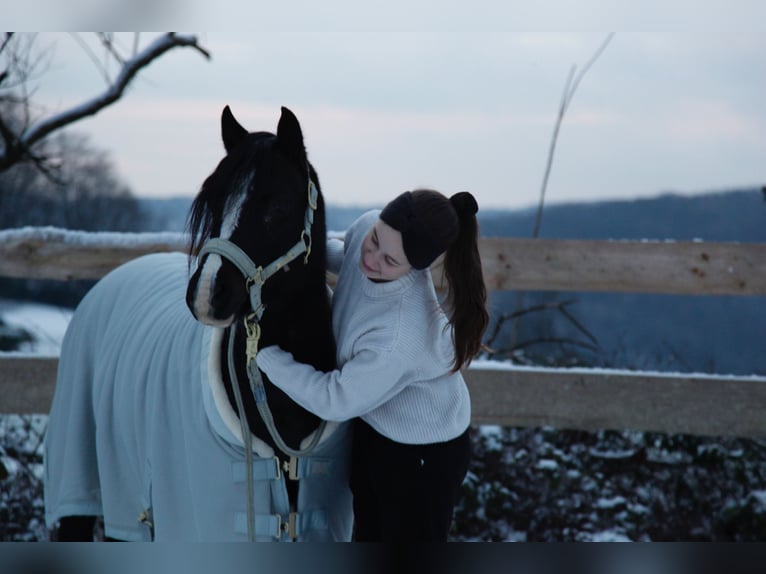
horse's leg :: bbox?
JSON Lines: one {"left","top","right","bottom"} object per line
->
{"left": 54, "top": 515, "right": 97, "bottom": 541}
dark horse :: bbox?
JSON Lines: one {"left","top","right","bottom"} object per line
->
{"left": 44, "top": 107, "right": 353, "bottom": 541}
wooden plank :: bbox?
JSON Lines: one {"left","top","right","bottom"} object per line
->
{"left": 0, "top": 357, "right": 58, "bottom": 414}
{"left": 3, "top": 357, "right": 766, "bottom": 439}
{"left": 465, "top": 365, "right": 766, "bottom": 438}
{"left": 466, "top": 237, "right": 766, "bottom": 295}
{"left": 0, "top": 228, "right": 187, "bottom": 281}
{"left": 2, "top": 228, "right": 766, "bottom": 295}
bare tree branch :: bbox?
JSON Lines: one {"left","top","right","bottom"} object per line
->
{"left": 0, "top": 33, "right": 211, "bottom": 174}
{"left": 557, "top": 305, "right": 598, "bottom": 345}
{"left": 484, "top": 336, "right": 600, "bottom": 364}
{"left": 486, "top": 298, "right": 581, "bottom": 348}
{"left": 69, "top": 33, "right": 112, "bottom": 85}
{"left": 19, "top": 33, "right": 210, "bottom": 153}
{"left": 501, "top": 336, "right": 599, "bottom": 354}
{"left": 508, "top": 34, "right": 614, "bottom": 352}
{"left": 0, "top": 33, "right": 14, "bottom": 85}
{"left": 97, "top": 32, "right": 126, "bottom": 67}
{"left": 485, "top": 298, "right": 599, "bottom": 360}
{"left": 532, "top": 32, "right": 614, "bottom": 239}
{"left": 0, "top": 33, "right": 14, "bottom": 57}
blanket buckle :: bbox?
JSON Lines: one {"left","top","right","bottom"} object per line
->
{"left": 282, "top": 456, "right": 299, "bottom": 481}
{"left": 281, "top": 512, "right": 299, "bottom": 540}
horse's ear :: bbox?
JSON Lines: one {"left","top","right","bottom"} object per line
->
{"left": 221, "top": 105, "right": 249, "bottom": 153}
{"left": 276, "top": 106, "right": 306, "bottom": 162}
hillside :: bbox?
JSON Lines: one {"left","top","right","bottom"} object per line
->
{"left": 479, "top": 188, "right": 766, "bottom": 242}
{"left": 477, "top": 189, "right": 766, "bottom": 375}
{"left": 142, "top": 188, "right": 766, "bottom": 241}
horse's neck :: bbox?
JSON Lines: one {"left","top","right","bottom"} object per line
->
{"left": 219, "top": 290, "right": 332, "bottom": 456}
{"left": 218, "top": 325, "right": 318, "bottom": 461}
{"left": 265, "top": 294, "right": 334, "bottom": 358}
{"left": 226, "top": 284, "right": 335, "bottom": 367}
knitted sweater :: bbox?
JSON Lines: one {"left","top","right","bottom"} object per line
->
{"left": 256, "top": 210, "right": 471, "bottom": 445}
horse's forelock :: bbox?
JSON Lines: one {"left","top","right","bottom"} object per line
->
{"left": 187, "top": 135, "right": 272, "bottom": 260}
{"left": 187, "top": 194, "right": 209, "bottom": 259}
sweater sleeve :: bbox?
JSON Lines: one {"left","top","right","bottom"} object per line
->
{"left": 326, "top": 237, "right": 345, "bottom": 275}
{"left": 256, "top": 344, "right": 411, "bottom": 422}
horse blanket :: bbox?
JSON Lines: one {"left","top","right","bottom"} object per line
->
{"left": 44, "top": 253, "right": 353, "bottom": 541}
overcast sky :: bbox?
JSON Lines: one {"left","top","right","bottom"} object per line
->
{"left": 21, "top": 18, "right": 766, "bottom": 210}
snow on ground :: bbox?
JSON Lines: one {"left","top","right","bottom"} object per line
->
{"left": 0, "top": 301, "right": 61, "bottom": 488}
{"left": 0, "top": 299, "right": 72, "bottom": 356}
{"left": 469, "top": 358, "right": 766, "bottom": 382}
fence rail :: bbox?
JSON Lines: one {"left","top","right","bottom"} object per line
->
{"left": 2, "top": 228, "right": 766, "bottom": 437}
{"left": 2, "top": 228, "right": 766, "bottom": 294}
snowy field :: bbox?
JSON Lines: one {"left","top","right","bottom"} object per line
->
{"left": 0, "top": 299, "right": 73, "bottom": 355}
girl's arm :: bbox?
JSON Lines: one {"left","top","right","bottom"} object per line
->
{"left": 256, "top": 345, "right": 410, "bottom": 421}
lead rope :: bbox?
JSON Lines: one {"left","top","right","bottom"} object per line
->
{"left": 240, "top": 316, "right": 327, "bottom": 458}
{"left": 227, "top": 316, "right": 328, "bottom": 541}
{"left": 227, "top": 326, "right": 257, "bottom": 541}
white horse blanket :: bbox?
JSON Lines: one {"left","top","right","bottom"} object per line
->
{"left": 44, "top": 253, "right": 353, "bottom": 541}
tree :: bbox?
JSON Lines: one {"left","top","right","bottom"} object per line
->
{"left": 0, "top": 117, "right": 150, "bottom": 305}
{"left": 0, "top": 128, "right": 142, "bottom": 232}
{"left": 0, "top": 32, "right": 210, "bottom": 177}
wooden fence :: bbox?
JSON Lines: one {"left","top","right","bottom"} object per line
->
{"left": 2, "top": 227, "right": 766, "bottom": 438}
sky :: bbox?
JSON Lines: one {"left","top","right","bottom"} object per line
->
{"left": 10, "top": 8, "right": 766, "bottom": 211}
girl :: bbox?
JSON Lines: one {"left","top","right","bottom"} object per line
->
{"left": 256, "top": 189, "right": 489, "bottom": 541}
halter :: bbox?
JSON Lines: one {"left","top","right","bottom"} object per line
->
{"left": 198, "top": 178, "right": 318, "bottom": 326}
{"left": 197, "top": 177, "right": 327, "bottom": 541}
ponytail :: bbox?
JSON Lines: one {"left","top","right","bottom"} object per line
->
{"left": 390, "top": 189, "right": 488, "bottom": 371}
{"left": 444, "top": 192, "right": 489, "bottom": 371}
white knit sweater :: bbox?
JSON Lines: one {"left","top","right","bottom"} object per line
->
{"left": 256, "top": 210, "right": 471, "bottom": 444}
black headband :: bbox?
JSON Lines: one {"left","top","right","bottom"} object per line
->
{"left": 380, "top": 191, "right": 452, "bottom": 270}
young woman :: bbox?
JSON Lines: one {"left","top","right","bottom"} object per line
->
{"left": 256, "top": 189, "right": 489, "bottom": 541}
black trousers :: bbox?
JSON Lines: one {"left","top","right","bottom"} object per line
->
{"left": 350, "top": 419, "right": 471, "bottom": 542}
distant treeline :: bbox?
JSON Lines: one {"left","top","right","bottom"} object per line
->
{"left": 139, "top": 188, "right": 766, "bottom": 243}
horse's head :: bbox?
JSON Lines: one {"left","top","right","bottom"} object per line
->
{"left": 186, "top": 106, "right": 325, "bottom": 327}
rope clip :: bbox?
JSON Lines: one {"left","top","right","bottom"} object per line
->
{"left": 244, "top": 315, "right": 262, "bottom": 366}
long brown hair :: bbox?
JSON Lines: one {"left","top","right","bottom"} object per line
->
{"left": 408, "top": 189, "right": 489, "bottom": 371}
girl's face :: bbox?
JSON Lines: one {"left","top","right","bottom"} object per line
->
{"left": 359, "top": 219, "right": 412, "bottom": 282}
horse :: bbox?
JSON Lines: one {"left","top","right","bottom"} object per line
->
{"left": 44, "top": 106, "right": 353, "bottom": 541}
